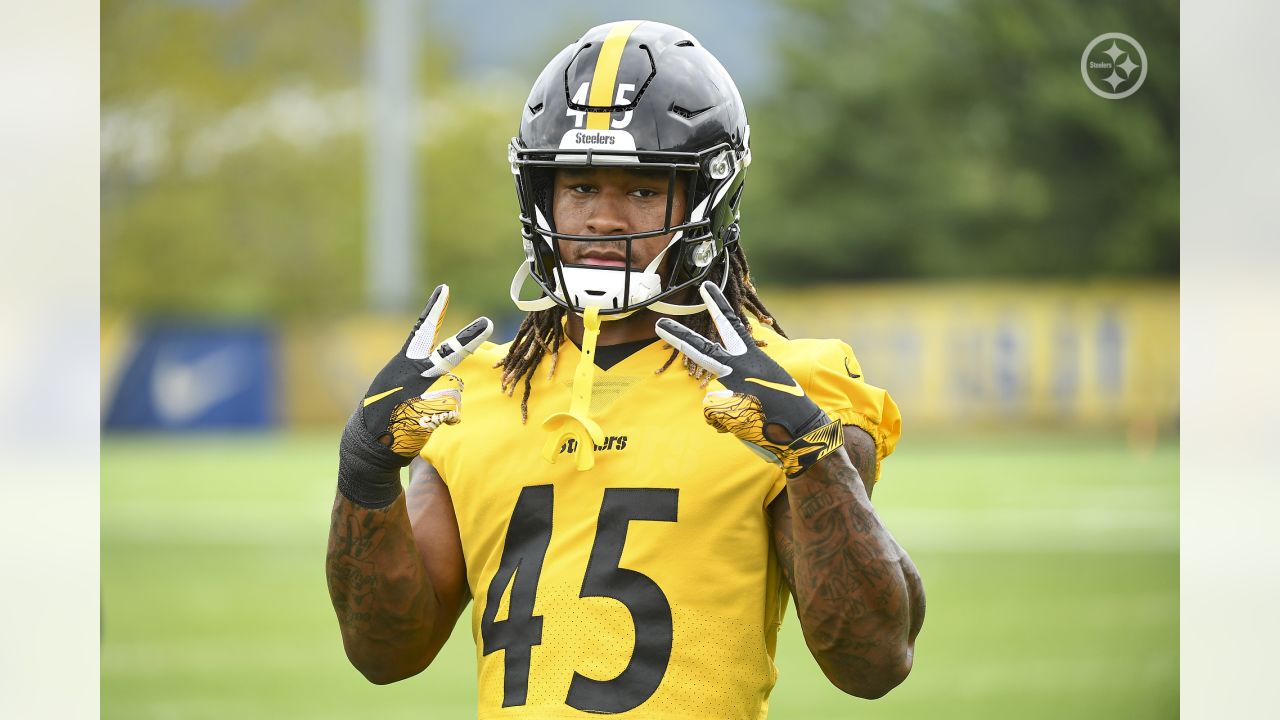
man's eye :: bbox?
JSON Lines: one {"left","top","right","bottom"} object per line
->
{"left": 570, "top": 184, "right": 596, "bottom": 194}
{"left": 631, "top": 188, "right": 660, "bottom": 198}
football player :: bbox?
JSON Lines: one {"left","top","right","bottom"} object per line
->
{"left": 327, "top": 20, "right": 924, "bottom": 717}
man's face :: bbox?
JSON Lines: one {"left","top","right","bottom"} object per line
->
{"left": 551, "top": 166, "right": 688, "bottom": 273}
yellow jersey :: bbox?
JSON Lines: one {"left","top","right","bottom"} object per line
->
{"left": 421, "top": 319, "right": 900, "bottom": 719}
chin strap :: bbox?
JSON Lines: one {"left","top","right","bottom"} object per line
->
{"left": 510, "top": 262, "right": 557, "bottom": 312}
{"left": 648, "top": 297, "right": 710, "bottom": 315}
{"left": 540, "top": 306, "right": 606, "bottom": 470}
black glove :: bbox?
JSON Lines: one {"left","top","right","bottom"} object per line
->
{"left": 655, "top": 282, "right": 842, "bottom": 478}
{"left": 338, "top": 285, "right": 492, "bottom": 508}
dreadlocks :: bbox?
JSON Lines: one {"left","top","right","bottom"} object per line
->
{"left": 497, "top": 242, "right": 787, "bottom": 423}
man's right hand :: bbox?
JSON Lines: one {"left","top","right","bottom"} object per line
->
{"left": 359, "top": 284, "right": 493, "bottom": 459}
{"left": 338, "top": 285, "right": 491, "bottom": 510}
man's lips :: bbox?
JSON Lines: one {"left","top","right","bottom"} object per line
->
{"left": 576, "top": 252, "right": 628, "bottom": 268}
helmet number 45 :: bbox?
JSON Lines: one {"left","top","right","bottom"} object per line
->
{"left": 567, "top": 82, "right": 635, "bottom": 129}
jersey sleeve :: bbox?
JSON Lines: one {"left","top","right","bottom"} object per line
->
{"left": 791, "top": 338, "right": 902, "bottom": 482}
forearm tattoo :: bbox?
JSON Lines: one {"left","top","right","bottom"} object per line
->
{"left": 326, "top": 491, "right": 437, "bottom": 671}
{"left": 771, "top": 428, "right": 925, "bottom": 690}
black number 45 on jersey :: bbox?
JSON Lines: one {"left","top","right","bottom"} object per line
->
{"left": 480, "top": 485, "right": 679, "bottom": 714}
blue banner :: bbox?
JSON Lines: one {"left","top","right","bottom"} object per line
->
{"left": 104, "top": 323, "right": 276, "bottom": 430}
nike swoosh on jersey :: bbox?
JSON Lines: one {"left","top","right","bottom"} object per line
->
{"left": 363, "top": 387, "right": 404, "bottom": 407}
{"left": 844, "top": 357, "right": 861, "bottom": 379}
{"left": 744, "top": 377, "right": 805, "bottom": 396}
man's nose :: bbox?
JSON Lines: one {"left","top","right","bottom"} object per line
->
{"left": 585, "top": 190, "right": 628, "bottom": 236}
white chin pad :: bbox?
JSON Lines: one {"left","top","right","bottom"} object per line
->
{"left": 555, "top": 265, "right": 662, "bottom": 310}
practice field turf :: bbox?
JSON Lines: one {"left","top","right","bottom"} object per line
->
{"left": 102, "top": 431, "right": 1177, "bottom": 719}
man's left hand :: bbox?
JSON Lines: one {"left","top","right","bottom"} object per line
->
{"left": 655, "top": 282, "right": 843, "bottom": 478}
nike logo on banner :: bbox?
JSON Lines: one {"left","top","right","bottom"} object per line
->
{"left": 363, "top": 387, "right": 404, "bottom": 407}
{"left": 745, "top": 377, "right": 805, "bottom": 396}
{"left": 152, "top": 346, "right": 248, "bottom": 424}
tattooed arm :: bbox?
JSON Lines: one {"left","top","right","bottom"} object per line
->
{"left": 325, "top": 457, "right": 468, "bottom": 684}
{"left": 769, "top": 425, "right": 925, "bottom": 699}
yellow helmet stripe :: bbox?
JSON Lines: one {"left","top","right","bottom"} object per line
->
{"left": 586, "top": 20, "right": 643, "bottom": 130}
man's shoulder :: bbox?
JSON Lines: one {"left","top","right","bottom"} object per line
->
{"left": 747, "top": 317, "right": 856, "bottom": 376}
{"left": 473, "top": 340, "right": 512, "bottom": 365}
{"left": 745, "top": 316, "right": 901, "bottom": 463}
{"left": 454, "top": 340, "right": 511, "bottom": 383}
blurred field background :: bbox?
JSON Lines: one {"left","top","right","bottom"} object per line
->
{"left": 101, "top": 0, "right": 1179, "bottom": 718}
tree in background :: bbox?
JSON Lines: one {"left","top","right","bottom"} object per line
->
{"left": 102, "top": 0, "right": 1178, "bottom": 320}
{"left": 102, "top": 0, "right": 521, "bottom": 319}
{"left": 744, "top": 0, "right": 1178, "bottom": 283}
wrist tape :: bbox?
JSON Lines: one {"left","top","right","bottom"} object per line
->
{"left": 337, "top": 408, "right": 411, "bottom": 509}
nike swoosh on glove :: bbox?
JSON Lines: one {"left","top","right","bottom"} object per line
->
{"left": 655, "top": 282, "right": 842, "bottom": 478}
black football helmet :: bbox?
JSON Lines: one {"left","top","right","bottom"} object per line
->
{"left": 508, "top": 20, "right": 751, "bottom": 318}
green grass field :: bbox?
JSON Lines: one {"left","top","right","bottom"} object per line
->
{"left": 102, "top": 431, "right": 1177, "bottom": 719}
